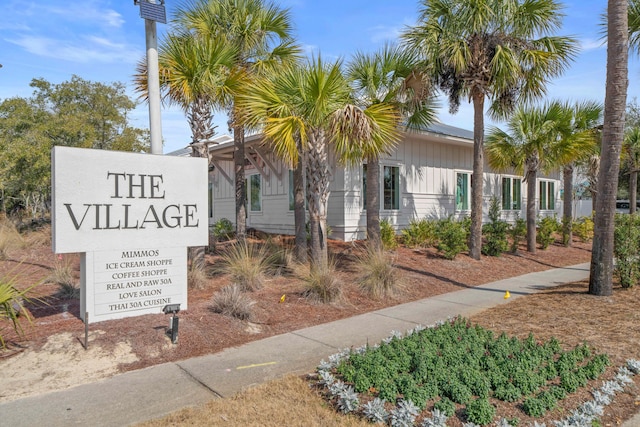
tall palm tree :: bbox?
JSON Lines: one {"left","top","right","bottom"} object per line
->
{"left": 623, "top": 127, "right": 640, "bottom": 213}
{"left": 590, "top": 0, "right": 629, "bottom": 296}
{"left": 174, "top": 0, "right": 301, "bottom": 243}
{"left": 347, "top": 44, "right": 437, "bottom": 250}
{"left": 239, "top": 57, "right": 399, "bottom": 270}
{"left": 486, "top": 102, "right": 569, "bottom": 253}
{"left": 403, "top": 0, "right": 577, "bottom": 259}
{"left": 555, "top": 101, "right": 603, "bottom": 245}
{"left": 134, "top": 32, "right": 239, "bottom": 157}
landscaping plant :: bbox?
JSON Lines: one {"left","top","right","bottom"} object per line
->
{"left": 0, "top": 272, "right": 38, "bottom": 347}
{"left": 210, "top": 284, "right": 255, "bottom": 320}
{"left": 401, "top": 218, "right": 437, "bottom": 248}
{"left": 355, "top": 243, "right": 400, "bottom": 298}
{"left": 508, "top": 215, "right": 527, "bottom": 253}
{"left": 434, "top": 217, "right": 468, "bottom": 260}
{"left": 318, "top": 317, "right": 611, "bottom": 425}
{"left": 482, "top": 197, "right": 509, "bottom": 256}
{"left": 380, "top": 219, "right": 398, "bottom": 250}
{"left": 572, "top": 216, "right": 594, "bottom": 243}
{"left": 613, "top": 213, "right": 640, "bottom": 288}
{"left": 296, "top": 259, "right": 342, "bottom": 303}
{"left": 537, "top": 216, "right": 559, "bottom": 249}
{"left": 219, "top": 242, "right": 271, "bottom": 291}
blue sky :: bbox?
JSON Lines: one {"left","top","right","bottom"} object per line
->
{"left": 0, "top": 0, "right": 637, "bottom": 154}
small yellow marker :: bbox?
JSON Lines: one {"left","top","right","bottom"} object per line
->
{"left": 504, "top": 291, "right": 511, "bottom": 299}
{"left": 279, "top": 294, "right": 286, "bottom": 303}
{"left": 236, "top": 361, "right": 277, "bottom": 370}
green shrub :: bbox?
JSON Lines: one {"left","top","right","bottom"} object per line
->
{"left": 493, "top": 383, "right": 522, "bottom": 402}
{"left": 522, "top": 396, "right": 547, "bottom": 417}
{"left": 433, "top": 397, "right": 456, "bottom": 417}
{"left": 211, "top": 218, "right": 234, "bottom": 241}
{"left": 614, "top": 213, "right": 640, "bottom": 288}
{"left": 380, "top": 218, "right": 398, "bottom": 250}
{"left": 356, "top": 244, "right": 400, "bottom": 298}
{"left": 435, "top": 217, "right": 468, "bottom": 260}
{"left": 572, "top": 216, "right": 594, "bottom": 242}
{"left": 0, "top": 273, "right": 38, "bottom": 348}
{"left": 537, "top": 216, "right": 559, "bottom": 249}
{"left": 509, "top": 216, "right": 527, "bottom": 253}
{"left": 482, "top": 197, "right": 510, "bottom": 256}
{"left": 465, "top": 397, "right": 495, "bottom": 425}
{"left": 561, "top": 216, "right": 573, "bottom": 246}
{"left": 402, "top": 218, "right": 437, "bottom": 248}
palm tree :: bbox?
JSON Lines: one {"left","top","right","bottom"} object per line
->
{"left": 590, "top": 0, "right": 629, "bottom": 296}
{"left": 134, "top": 31, "right": 239, "bottom": 157}
{"left": 174, "top": 0, "right": 301, "bottom": 243}
{"left": 346, "top": 44, "right": 437, "bottom": 250}
{"left": 402, "top": 0, "right": 577, "bottom": 260}
{"left": 239, "top": 57, "right": 400, "bottom": 270}
{"left": 486, "top": 102, "right": 569, "bottom": 253}
{"left": 623, "top": 127, "right": 640, "bottom": 213}
{"left": 555, "top": 101, "right": 603, "bottom": 245}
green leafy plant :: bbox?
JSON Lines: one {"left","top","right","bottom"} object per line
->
{"left": 211, "top": 218, "right": 234, "bottom": 241}
{"left": 537, "top": 215, "right": 559, "bottom": 249}
{"left": 433, "top": 397, "right": 456, "bottom": 417}
{"left": 522, "top": 396, "right": 547, "bottom": 417}
{"left": 355, "top": 243, "right": 400, "bottom": 298}
{"left": 401, "top": 218, "right": 437, "bottom": 248}
{"left": 561, "top": 216, "right": 572, "bottom": 246}
{"left": 210, "top": 284, "right": 255, "bottom": 320}
{"left": 572, "top": 216, "right": 594, "bottom": 243}
{"left": 465, "top": 397, "right": 495, "bottom": 425}
{"left": 0, "top": 272, "right": 38, "bottom": 348}
{"left": 380, "top": 218, "right": 398, "bottom": 250}
{"left": 508, "top": 215, "right": 527, "bottom": 253}
{"left": 435, "top": 217, "right": 468, "bottom": 260}
{"left": 614, "top": 213, "right": 640, "bottom": 288}
{"left": 482, "top": 197, "right": 510, "bottom": 256}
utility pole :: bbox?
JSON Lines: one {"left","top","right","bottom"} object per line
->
{"left": 135, "top": 0, "right": 166, "bottom": 155}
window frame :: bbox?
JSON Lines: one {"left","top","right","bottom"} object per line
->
{"left": 382, "top": 165, "right": 400, "bottom": 211}
{"left": 246, "top": 173, "right": 262, "bottom": 212}
{"left": 455, "top": 171, "right": 471, "bottom": 212}
{"left": 501, "top": 176, "right": 522, "bottom": 211}
{"left": 539, "top": 180, "right": 556, "bottom": 211}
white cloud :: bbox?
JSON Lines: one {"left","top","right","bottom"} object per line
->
{"left": 42, "top": 3, "right": 125, "bottom": 29}
{"left": 369, "top": 25, "right": 401, "bottom": 44}
{"left": 6, "top": 35, "right": 141, "bottom": 64}
{"left": 580, "top": 38, "right": 605, "bottom": 51}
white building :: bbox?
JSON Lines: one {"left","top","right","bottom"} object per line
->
{"left": 174, "top": 123, "right": 562, "bottom": 241}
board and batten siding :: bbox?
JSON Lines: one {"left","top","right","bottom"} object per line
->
{"left": 206, "top": 128, "right": 562, "bottom": 241}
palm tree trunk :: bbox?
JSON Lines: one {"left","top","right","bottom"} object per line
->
{"left": 294, "top": 146, "right": 307, "bottom": 263}
{"left": 590, "top": 0, "right": 628, "bottom": 296}
{"left": 233, "top": 122, "right": 246, "bottom": 243}
{"left": 366, "top": 154, "right": 381, "bottom": 251}
{"left": 630, "top": 169, "right": 638, "bottom": 214}
{"left": 526, "top": 167, "right": 538, "bottom": 253}
{"left": 306, "top": 130, "right": 330, "bottom": 270}
{"left": 469, "top": 91, "right": 485, "bottom": 260}
{"left": 563, "top": 164, "right": 574, "bottom": 246}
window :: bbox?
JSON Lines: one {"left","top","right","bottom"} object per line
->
{"left": 539, "top": 180, "right": 555, "bottom": 210}
{"left": 362, "top": 164, "right": 367, "bottom": 209}
{"left": 383, "top": 166, "right": 399, "bottom": 210}
{"left": 502, "top": 177, "right": 522, "bottom": 210}
{"left": 247, "top": 174, "right": 261, "bottom": 212}
{"left": 288, "top": 170, "right": 294, "bottom": 211}
{"left": 456, "top": 172, "right": 470, "bottom": 211}
{"left": 208, "top": 182, "right": 213, "bottom": 218}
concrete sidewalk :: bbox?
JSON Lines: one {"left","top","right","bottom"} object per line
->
{"left": 0, "top": 262, "right": 616, "bottom": 426}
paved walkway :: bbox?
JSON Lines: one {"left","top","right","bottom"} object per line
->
{"left": 2, "top": 262, "right": 636, "bottom": 426}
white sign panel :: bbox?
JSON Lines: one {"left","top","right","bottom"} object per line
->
{"left": 52, "top": 146, "right": 208, "bottom": 253}
{"left": 82, "top": 247, "right": 187, "bottom": 323}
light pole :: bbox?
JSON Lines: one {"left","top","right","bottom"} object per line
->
{"left": 135, "top": 0, "right": 166, "bottom": 155}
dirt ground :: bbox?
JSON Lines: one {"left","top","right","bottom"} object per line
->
{"left": 3, "top": 226, "right": 639, "bottom": 425}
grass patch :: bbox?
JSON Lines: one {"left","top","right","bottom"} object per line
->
{"left": 295, "top": 260, "right": 342, "bottom": 304}
{"left": 355, "top": 244, "right": 401, "bottom": 299}
{"left": 210, "top": 284, "right": 255, "bottom": 320}
{"left": 47, "top": 256, "right": 78, "bottom": 300}
{"left": 219, "top": 242, "right": 272, "bottom": 291}
{"left": 0, "top": 220, "right": 24, "bottom": 260}
{"left": 188, "top": 257, "right": 209, "bottom": 290}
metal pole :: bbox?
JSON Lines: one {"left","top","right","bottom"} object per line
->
{"left": 145, "top": 11, "right": 163, "bottom": 155}
{"left": 84, "top": 311, "right": 89, "bottom": 350}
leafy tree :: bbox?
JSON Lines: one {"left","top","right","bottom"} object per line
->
{"left": 402, "top": 0, "right": 577, "bottom": 259}
{"left": 239, "top": 57, "right": 399, "bottom": 270}
{"left": 0, "top": 77, "right": 148, "bottom": 217}
{"left": 486, "top": 101, "right": 569, "bottom": 253}
{"left": 590, "top": 0, "right": 629, "bottom": 296}
{"left": 174, "top": 0, "right": 301, "bottom": 243}
{"left": 347, "top": 44, "right": 437, "bottom": 250}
